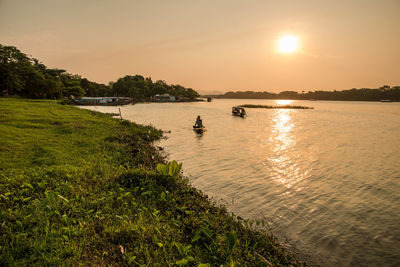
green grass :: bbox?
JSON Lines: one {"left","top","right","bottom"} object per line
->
{"left": 0, "top": 98, "right": 304, "bottom": 266}
{"left": 240, "top": 104, "right": 314, "bottom": 109}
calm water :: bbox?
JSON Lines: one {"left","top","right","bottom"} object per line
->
{"left": 83, "top": 99, "right": 400, "bottom": 266}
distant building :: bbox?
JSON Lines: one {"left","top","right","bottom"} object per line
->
{"left": 72, "top": 97, "right": 133, "bottom": 106}
{"left": 154, "top": 94, "right": 177, "bottom": 102}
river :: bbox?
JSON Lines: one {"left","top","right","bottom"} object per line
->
{"left": 82, "top": 99, "right": 400, "bottom": 266}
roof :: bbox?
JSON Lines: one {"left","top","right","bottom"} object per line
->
{"left": 155, "top": 94, "right": 172, "bottom": 97}
{"left": 80, "top": 97, "right": 132, "bottom": 100}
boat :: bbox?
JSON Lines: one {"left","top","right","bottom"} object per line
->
{"left": 380, "top": 100, "right": 392, "bottom": 103}
{"left": 232, "top": 106, "right": 246, "bottom": 117}
{"left": 71, "top": 97, "right": 134, "bottom": 106}
{"left": 193, "top": 125, "right": 206, "bottom": 133}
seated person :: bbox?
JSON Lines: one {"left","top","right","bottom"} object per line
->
{"left": 194, "top": 115, "right": 203, "bottom": 128}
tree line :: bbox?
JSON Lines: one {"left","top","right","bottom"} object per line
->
{"left": 208, "top": 86, "right": 400, "bottom": 102}
{"left": 0, "top": 44, "right": 199, "bottom": 100}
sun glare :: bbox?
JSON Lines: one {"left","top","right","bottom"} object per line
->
{"left": 276, "top": 100, "right": 292, "bottom": 105}
{"left": 277, "top": 35, "right": 299, "bottom": 53}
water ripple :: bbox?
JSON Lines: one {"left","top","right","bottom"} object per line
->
{"left": 83, "top": 99, "right": 400, "bottom": 266}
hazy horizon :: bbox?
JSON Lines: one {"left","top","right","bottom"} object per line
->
{"left": 1, "top": 0, "right": 399, "bottom": 94}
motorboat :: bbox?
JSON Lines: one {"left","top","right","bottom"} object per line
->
{"left": 232, "top": 106, "right": 246, "bottom": 117}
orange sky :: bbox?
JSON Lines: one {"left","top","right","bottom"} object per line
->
{"left": 1, "top": 0, "right": 399, "bottom": 94}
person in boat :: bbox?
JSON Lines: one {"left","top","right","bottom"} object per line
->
{"left": 232, "top": 107, "right": 246, "bottom": 116}
{"left": 194, "top": 115, "right": 203, "bottom": 128}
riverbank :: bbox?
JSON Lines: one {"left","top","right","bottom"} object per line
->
{"left": 0, "top": 98, "right": 304, "bottom": 266}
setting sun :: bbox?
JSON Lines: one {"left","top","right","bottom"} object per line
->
{"left": 277, "top": 35, "right": 299, "bottom": 53}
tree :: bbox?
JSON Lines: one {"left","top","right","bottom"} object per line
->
{"left": 0, "top": 44, "right": 201, "bottom": 100}
{"left": 0, "top": 45, "right": 32, "bottom": 95}
{"left": 64, "top": 85, "right": 85, "bottom": 98}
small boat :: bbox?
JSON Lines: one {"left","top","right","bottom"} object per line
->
{"left": 232, "top": 106, "right": 246, "bottom": 117}
{"left": 193, "top": 125, "right": 206, "bottom": 133}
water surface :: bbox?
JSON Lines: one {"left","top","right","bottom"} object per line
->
{"left": 83, "top": 99, "right": 400, "bottom": 266}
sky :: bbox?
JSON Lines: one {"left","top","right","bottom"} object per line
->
{"left": 1, "top": 0, "right": 399, "bottom": 94}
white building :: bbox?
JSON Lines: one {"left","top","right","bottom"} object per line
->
{"left": 154, "top": 94, "right": 176, "bottom": 102}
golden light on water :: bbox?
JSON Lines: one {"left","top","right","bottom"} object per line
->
{"left": 276, "top": 99, "right": 292, "bottom": 105}
{"left": 277, "top": 35, "right": 299, "bottom": 53}
{"left": 268, "top": 110, "right": 307, "bottom": 189}
{"left": 271, "top": 110, "right": 294, "bottom": 154}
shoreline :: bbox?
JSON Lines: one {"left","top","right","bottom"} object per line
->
{"left": 203, "top": 97, "right": 399, "bottom": 103}
{"left": 0, "top": 98, "right": 305, "bottom": 266}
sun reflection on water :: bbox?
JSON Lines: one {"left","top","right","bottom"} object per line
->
{"left": 271, "top": 110, "right": 294, "bottom": 151}
{"left": 275, "top": 99, "right": 292, "bottom": 105}
{"left": 269, "top": 109, "right": 305, "bottom": 188}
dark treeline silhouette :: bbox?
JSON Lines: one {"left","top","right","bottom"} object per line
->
{"left": 0, "top": 44, "right": 199, "bottom": 100}
{"left": 112, "top": 75, "right": 199, "bottom": 101}
{"left": 208, "top": 86, "right": 400, "bottom": 101}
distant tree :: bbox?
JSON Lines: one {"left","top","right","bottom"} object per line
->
{"left": 64, "top": 85, "right": 85, "bottom": 98}
{"left": 152, "top": 80, "right": 168, "bottom": 95}
{"left": 185, "top": 88, "right": 200, "bottom": 99}
{"left": 0, "top": 45, "right": 32, "bottom": 95}
{"left": 278, "top": 91, "right": 299, "bottom": 99}
{"left": 1, "top": 44, "right": 202, "bottom": 100}
{"left": 110, "top": 75, "right": 200, "bottom": 100}
{"left": 215, "top": 86, "right": 400, "bottom": 102}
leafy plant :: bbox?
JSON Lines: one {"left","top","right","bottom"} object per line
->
{"left": 174, "top": 242, "right": 195, "bottom": 266}
{"left": 156, "top": 160, "right": 182, "bottom": 177}
{"left": 192, "top": 226, "right": 212, "bottom": 243}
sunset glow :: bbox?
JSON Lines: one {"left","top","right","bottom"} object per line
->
{"left": 1, "top": 1, "right": 399, "bottom": 93}
{"left": 276, "top": 100, "right": 292, "bottom": 105}
{"left": 1, "top": 1, "right": 400, "bottom": 266}
{"left": 277, "top": 35, "right": 299, "bottom": 53}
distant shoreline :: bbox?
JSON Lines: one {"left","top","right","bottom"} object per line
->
{"left": 202, "top": 96, "right": 399, "bottom": 102}
{"left": 202, "top": 86, "right": 400, "bottom": 102}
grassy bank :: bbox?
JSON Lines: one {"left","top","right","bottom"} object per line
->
{"left": 0, "top": 98, "right": 303, "bottom": 266}
{"left": 240, "top": 104, "right": 314, "bottom": 109}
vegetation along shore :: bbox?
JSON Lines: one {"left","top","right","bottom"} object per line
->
{"left": 0, "top": 44, "right": 199, "bottom": 101}
{"left": 2, "top": 44, "right": 399, "bottom": 104}
{"left": 0, "top": 98, "right": 304, "bottom": 266}
{"left": 204, "top": 86, "right": 400, "bottom": 102}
